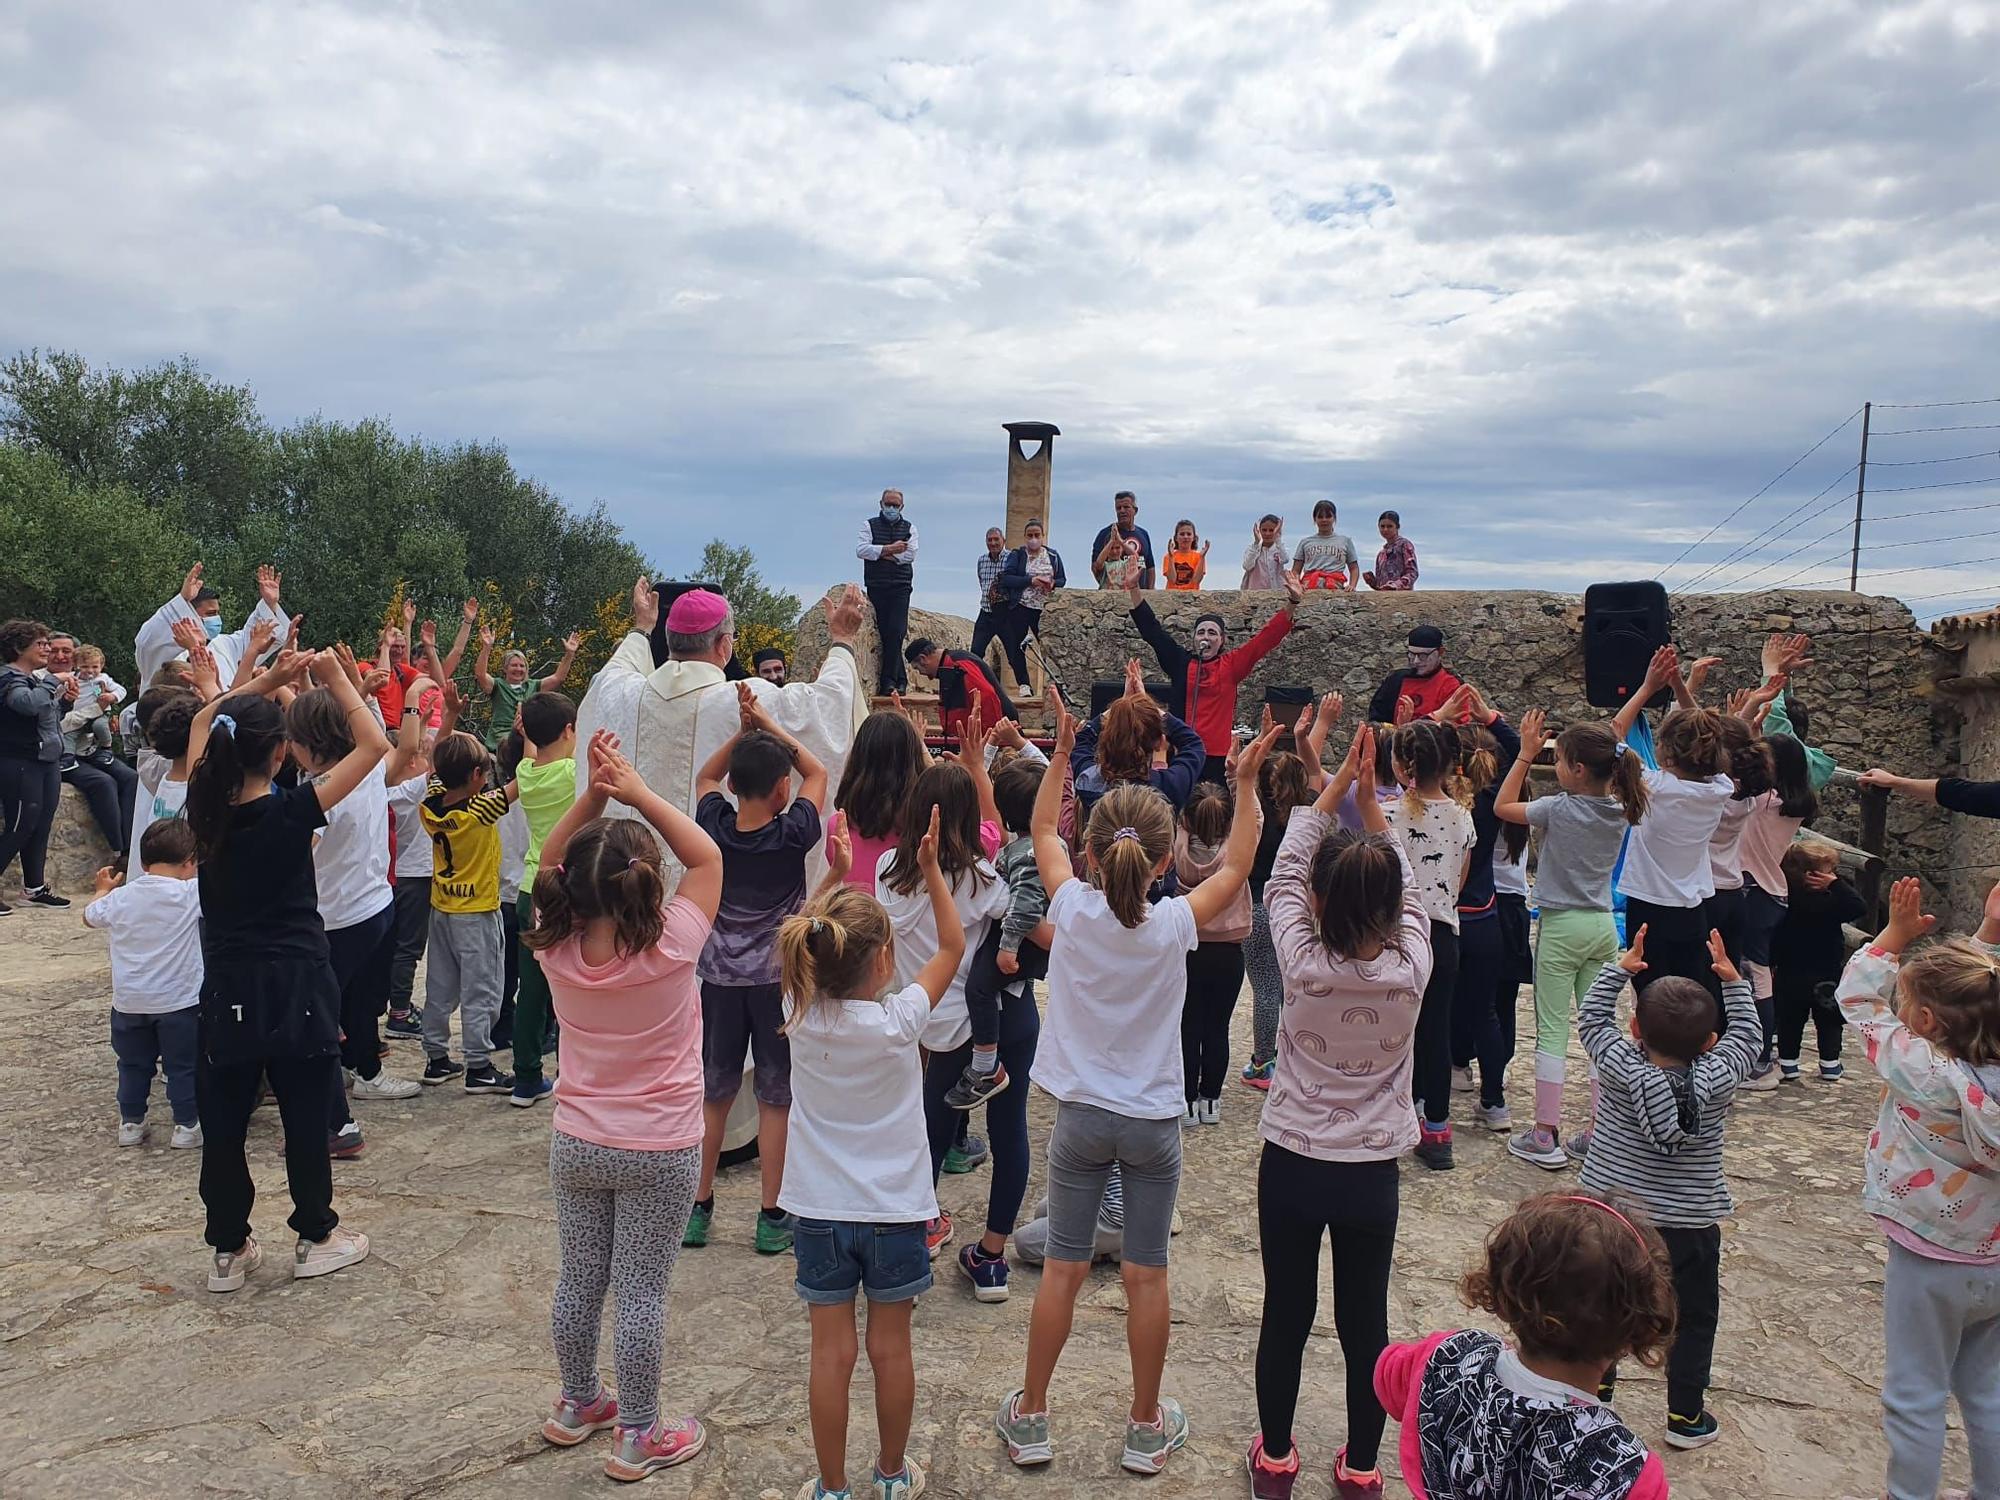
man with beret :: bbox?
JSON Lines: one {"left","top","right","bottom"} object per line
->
{"left": 752, "top": 648, "right": 787, "bottom": 685}
{"left": 1120, "top": 567, "right": 1301, "bottom": 782}
{"left": 1368, "top": 625, "right": 1464, "bottom": 724}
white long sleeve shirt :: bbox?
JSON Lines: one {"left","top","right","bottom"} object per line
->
{"left": 134, "top": 591, "right": 291, "bottom": 687}
{"left": 856, "top": 522, "right": 919, "bottom": 567}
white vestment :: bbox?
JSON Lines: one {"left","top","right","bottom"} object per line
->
{"left": 134, "top": 592, "right": 291, "bottom": 689}
{"left": 573, "top": 632, "right": 867, "bottom": 894}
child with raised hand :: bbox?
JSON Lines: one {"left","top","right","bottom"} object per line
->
{"left": 184, "top": 646, "right": 386, "bottom": 1293}
{"left": 1496, "top": 707, "right": 1650, "bottom": 1170}
{"left": 687, "top": 680, "right": 828, "bottom": 1256}
{"left": 1162, "top": 519, "right": 1208, "bottom": 591}
{"left": 995, "top": 703, "right": 1279, "bottom": 1479}
{"left": 832, "top": 709, "right": 932, "bottom": 893}
{"left": 525, "top": 729, "right": 721, "bottom": 1481}
{"left": 1247, "top": 721, "right": 1432, "bottom": 1500}
{"left": 384, "top": 682, "right": 463, "bottom": 1041}
{"left": 87, "top": 819, "right": 203, "bottom": 1150}
{"left": 1376, "top": 1192, "right": 1675, "bottom": 1499}
{"left": 1383, "top": 717, "right": 1476, "bottom": 1170}
{"left": 1580, "top": 924, "right": 1760, "bottom": 1451}
{"left": 1837, "top": 877, "right": 2000, "bottom": 1500}
{"left": 1239, "top": 698, "right": 1331, "bottom": 1089}
{"left": 1445, "top": 685, "right": 1521, "bottom": 1131}
{"left": 780, "top": 806, "right": 962, "bottom": 1500}
{"left": 1174, "top": 779, "right": 1251, "bottom": 1126}
{"left": 1771, "top": 841, "right": 1864, "bottom": 1081}
{"left": 509, "top": 690, "right": 579, "bottom": 1103}
{"left": 1734, "top": 724, "right": 1818, "bottom": 1089}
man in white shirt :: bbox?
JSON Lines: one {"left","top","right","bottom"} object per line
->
{"left": 134, "top": 561, "right": 292, "bottom": 688}
{"left": 856, "top": 488, "right": 917, "bottom": 695}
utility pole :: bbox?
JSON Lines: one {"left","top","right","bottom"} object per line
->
{"left": 1849, "top": 400, "right": 1872, "bottom": 591}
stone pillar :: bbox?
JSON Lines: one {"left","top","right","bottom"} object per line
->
{"left": 999, "top": 421, "right": 1060, "bottom": 706}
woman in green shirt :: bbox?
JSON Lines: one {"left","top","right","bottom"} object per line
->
{"left": 474, "top": 625, "right": 580, "bottom": 748}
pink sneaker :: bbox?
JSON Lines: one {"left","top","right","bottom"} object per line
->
{"left": 1246, "top": 1433, "right": 1301, "bottom": 1498}
{"left": 604, "top": 1416, "right": 706, "bottom": 1481}
{"left": 1332, "top": 1445, "right": 1385, "bottom": 1497}
{"left": 542, "top": 1388, "right": 619, "bottom": 1446}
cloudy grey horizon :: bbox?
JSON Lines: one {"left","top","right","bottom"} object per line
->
{"left": 4, "top": 0, "right": 1996, "bottom": 621}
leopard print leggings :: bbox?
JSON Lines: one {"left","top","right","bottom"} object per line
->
{"left": 549, "top": 1130, "right": 700, "bottom": 1428}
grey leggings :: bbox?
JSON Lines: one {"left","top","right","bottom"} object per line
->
{"left": 1246, "top": 899, "right": 1285, "bottom": 1067}
{"left": 549, "top": 1130, "right": 700, "bottom": 1428}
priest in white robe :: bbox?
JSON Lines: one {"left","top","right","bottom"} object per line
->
{"left": 573, "top": 579, "right": 870, "bottom": 894}
{"left": 134, "top": 561, "right": 293, "bottom": 687}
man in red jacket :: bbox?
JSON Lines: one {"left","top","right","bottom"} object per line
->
{"left": 1123, "top": 571, "right": 1301, "bottom": 781}
{"left": 905, "top": 637, "right": 1011, "bottom": 743}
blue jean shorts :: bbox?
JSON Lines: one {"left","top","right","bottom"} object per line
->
{"left": 792, "top": 1218, "right": 932, "bottom": 1305}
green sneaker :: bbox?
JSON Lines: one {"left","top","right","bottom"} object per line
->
{"left": 942, "top": 1132, "right": 988, "bottom": 1174}
{"left": 682, "top": 1202, "right": 711, "bottom": 1249}
{"left": 754, "top": 1210, "right": 795, "bottom": 1255}
{"left": 1121, "top": 1395, "right": 1190, "bottom": 1474}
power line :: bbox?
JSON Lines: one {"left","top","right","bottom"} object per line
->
{"left": 1874, "top": 398, "right": 2000, "bottom": 410}
{"left": 1771, "top": 551, "right": 2000, "bottom": 591}
{"left": 1868, "top": 448, "right": 2000, "bottom": 467}
{"left": 1873, "top": 498, "right": 2000, "bottom": 524}
{"left": 1874, "top": 423, "right": 2000, "bottom": 436}
{"left": 1860, "top": 526, "right": 2000, "bottom": 553}
{"left": 1905, "top": 582, "right": 2000, "bottom": 605}
{"left": 1653, "top": 408, "right": 1863, "bottom": 582}
{"left": 1865, "top": 474, "right": 2000, "bottom": 495}
{"left": 1671, "top": 462, "right": 1860, "bottom": 594}
{"left": 1709, "top": 516, "right": 1855, "bottom": 592}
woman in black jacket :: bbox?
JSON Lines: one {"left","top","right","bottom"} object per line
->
{"left": 993, "top": 518, "right": 1065, "bottom": 687}
{"left": 0, "top": 619, "right": 73, "bottom": 911}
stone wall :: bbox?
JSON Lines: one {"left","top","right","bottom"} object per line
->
{"left": 42, "top": 786, "right": 118, "bottom": 899}
{"left": 1937, "top": 616, "right": 2000, "bottom": 930}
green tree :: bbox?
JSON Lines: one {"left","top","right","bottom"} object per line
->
{"left": 694, "top": 538, "right": 802, "bottom": 636}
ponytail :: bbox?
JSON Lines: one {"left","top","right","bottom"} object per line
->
{"left": 523, "top": 817, "right": 666, "bottom": 958}
{"left": 778, "top": 884, "right": 893, "bottom": 1027}
{"left": 1083, "top": 784, "right": 1175, "bottom": 928}
{"left": 185, "top": 693, "right": 287, "bottom": 863}
{"left": 1555, "top": 721, "right": 1650, "bottom": 825}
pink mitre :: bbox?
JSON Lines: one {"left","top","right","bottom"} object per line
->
{"left": 665, "top": 589, "right": 731, "bottom": 633}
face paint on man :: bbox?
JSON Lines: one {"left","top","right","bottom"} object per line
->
{"left": 1193, "top": 617, "right": 1226, "bottom": 662}
{"left": 1405, "top": 626, "right": 1446, "bottom": 678}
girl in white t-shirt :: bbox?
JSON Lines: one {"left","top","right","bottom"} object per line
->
{"left": 780, "top": 809, "right": 962, "bottom": 1500}
{"left": 996, "top": 696, "right": 1277, "bottom": 1479}
{"left": 1383, "top": 719, "right": 1476, "bottom": 1169}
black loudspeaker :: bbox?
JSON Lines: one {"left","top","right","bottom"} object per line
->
{"left": 1089, "top": 679, "right": 1176, "bottom": 719}
{"left": 1262, "top": 685, "right": 1314, "bottom": 747}
{"left": 1583, "top": 581, "right": 1672, "bottom": 709}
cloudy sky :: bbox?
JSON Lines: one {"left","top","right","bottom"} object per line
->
{"left": 4, "top": 0, "right": 1997, "bottom": 619}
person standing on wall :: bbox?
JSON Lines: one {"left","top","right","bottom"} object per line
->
{"left": 1363, "top": 510, "right": 1419, "bottom": 591}
{"left": 994, "top": 518, "right": 1067, "bottom": 688}
{"left": 1091, "top": 491, "right": 1156, "bottom": 591}
{"left": 1291, "top": 500, "right": 1360, "bottom": 591}
{"left": 857, "top": 488, "right": 918, "bottom": 697}
{"left": 969, "top": 527, "right": 1010, "bottom": 671}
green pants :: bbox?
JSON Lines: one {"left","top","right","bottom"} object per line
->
{"left": 1532, "top": 908, "right": 1617, "bottom": 1058}
{"left": 514, "top": 889, "right": 557, "bottom": 1083}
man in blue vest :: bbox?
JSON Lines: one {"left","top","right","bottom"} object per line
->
{"left": 856, "top": 487, "right": 918, "bottom": 695}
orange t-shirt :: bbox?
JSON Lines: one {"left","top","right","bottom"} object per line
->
{"left": 1164, "top": 549, "right": 1205, "bottom": 590}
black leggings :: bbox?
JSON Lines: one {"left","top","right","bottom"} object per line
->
{"left": 63, "top": 753, "right": 137, "bottom": 856}
{"left": 1452, "top": 912, "right": 1514, "bottom": 1109}
{"left": 327, "top": 904, "right": 396, "bottom": 1131}
{"left": 923, "top": 980, "right": 1040, "bottom": 1239}
{"left": 0, "top": 755, "right": 62, "bottom": 890}
{"left": 1775, "top": 975, "right": 1844, "bottom": 1063}
{"left": 1412, "top": 920, "right": 1459, "bottom": 1126}
{"left": 1255, "top": 1145, "right": 1398, "bottom": 1468}
{"left": 1623, "top": 896, "right": 1719, "bottom": 1014}
{"left": 996, "top": 603, "right": 1042, "bottom": 687}
{"left": 1182, "top": 940, "right": 1244, "bottom": 1101}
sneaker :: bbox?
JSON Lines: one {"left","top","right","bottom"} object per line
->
{"left": 293, "top": 1226, "right": 369, "bottom": 1280}
{"left": 994, "top": 1389, "right": 1052, "bottom": 1467}
{"left": 1778, "top": 1059, "right": 1802, "bottom": 1082}
{"left": 330, "top": 1122, "right": 365, "bottom": 1159}
{"left": 944, "top": 1063, "right": 1010, "bottom": 1110}
{"left": 1508, "top": 1125, "right": 1569, "bottom": 1170}
{"left": 1246, "top": 1433, "right": 1301, "bottom": 1499}
{"left": 543, "top": 1388, "right": 620, "bottom": 1446}
{"left": 118, "top": 1120, "right": 148, "bottom": 1147}
{"left": 1564, "top": 1128, "right": 1595, "bottom": 1165}
{"left": 958, "top": 1242, "right": 1010, "bottom": 1303}
{"left": 350, "top": 1069, "right": 421, "bottom": 1101}
{"left": 755, "top": 1210, "right": 795, "bottom": 1255}
{"left": 603, "top": 1415, "right": 706, "bottom": 1480}
{"left": 421, "top": 1056, "right": 464, "bottom": 1085}
{"left": 383, "top": 1011, "right": 424, "bottom": 1040}
{"left": 1332, "top": 1445, "right": 1386, "bottom": 1496}
{"left": 1664, "top": 1409, "right": 1720, "bottom": 1449}
{"left": 1415, "top": 1121, "right": 1455, "bottom": 1171}
{"left": 869, "top": 1457, "right": 925, "bottom": 1498}
{"left": 1819, "top": 1060, "right": 1845, "bottom": 1082}
{"left": 1478, "top": 1103, "right": 1512, "bottom": 1132}
{"left": 24, "top": 887, "right": 71, "bottom": 908}
{"left": 1740, "top": 1064, "right": 1782, "bottom": 1092}
{"left": 208, "top": 1236, "right": 262, "bottom": 1293}
{"left": 796, "top": 1482, "right": 851, "bottom": 1500}
{"left": 1240, "top": 1058, "right": 1274, "bottom": 1091}
{"left": 925, "top": 1211, "right": 954, "bottom": 1259}
{"left": 942, "top": 1135, "right": 987, "bottom": 1174}
{"left": 1120, "top": 1395, "right": 1189, "bottom": 1475}
{"left": 170, "top": 1123, "right": 202, "bottom": 1149}
{"left": 683, "top": 1201, "right": 712, "bottom": 1249}
{"left": 1198, "top": 1097, "right": 1221, "bottom": 1126}
{"left": 1180, "top": 1101, "right": 1200, "bottom": 1130}
{"left": 1450, "top": 1065, "right": 1476, "bottom": 1094}
{"left": 464, "top": 1063, "right": 515, "bottom": 1094}
{"left": 0, "top": 897, "right": 11, "bottom": 914}
{"left": 510, "top": 1074, "right": 555, "bottom": 1108}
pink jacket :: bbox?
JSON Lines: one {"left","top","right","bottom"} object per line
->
{"left": 1260, "top": 807, "right": 1432, "bottom": 1160}
{"left": 1174, "top": 829, "right": 1252, "bottom": 942}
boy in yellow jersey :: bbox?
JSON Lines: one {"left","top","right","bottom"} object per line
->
{"left": 507, "top": 692, "right": 578, "bottom": 1106}
{"left": 419, "top": 731, "right": 519, "bottom": 1094}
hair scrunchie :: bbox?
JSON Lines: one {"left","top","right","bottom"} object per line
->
{"left": 1612, "top": 741, "right": 1627, "bottom": 758}
{"left": 213, "top": 713, "right": 236, "bottom": 738}
{"left": 1110, "top": 826, "right": 1141, "bottom": 844}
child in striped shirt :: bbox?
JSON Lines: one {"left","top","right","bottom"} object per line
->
{"left": 1578, "top": 923, "right": 1760, "bottom": 1453}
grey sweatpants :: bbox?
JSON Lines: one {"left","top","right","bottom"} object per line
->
{"left": 424, "top": 907, "right": 503, "bottom": 1067}
{"left": 549, "top": 1130, "right": 700, "bottom": 1429}
{"left": 1246, "top": 899, "right": 1285, "bottom": 1066}
{"left": 1883, "top": 1238, "right": 2000, "bottom": 1500}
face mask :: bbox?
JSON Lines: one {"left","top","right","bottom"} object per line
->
{"left": 202, "top": 615, "right": 225, "bottom": 640}
{"left": 1025, "top": 536, "right": 1043, "bottom": 552}
{"left": 880, "top": 505, "right": 902, "bottom": 521}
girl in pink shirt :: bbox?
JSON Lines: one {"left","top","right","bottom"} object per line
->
{"left": 832, "top": 710, "right": 929, "bottom": 894}
{"left": 524, "top": 730, "right": 722, "bottom": 1482}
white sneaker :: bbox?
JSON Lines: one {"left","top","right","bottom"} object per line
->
{"left": 294, "top": 1226, "right": 370, "bottom": 1280}
{"left": 170, "top": 1123, "right": 203, "bottom": 1149}
{"left": 1198, "top": 1097, "right": 1221, "bottom": 1126}
{"left": 209, "top": 1236, "right": 262, "bottom": 1292}
{"left": 1451, "top": 1066, "right": 1476, "bottom": 1094}
{"left": 1479, "top": 1103, "right": 1512, "bottom": 1132}
{"left": 349, "top": 1070, "right": 421, "bottom": 1101}
{"left": 1180, "top": 1102, "right": 1199, "bottom": 1129}
{"left": 117, "top": 1120, "right": 148, "bottom": 1147}
{"left": 1740, "top": 1065, "right": 1782, "bottom": 1093}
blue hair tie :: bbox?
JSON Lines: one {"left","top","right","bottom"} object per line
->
{"left": 1613, "top": 741, "right": 1627, "bottom": 758}
{"left": 213, "top": 713, "right": 237, "bottom": 738}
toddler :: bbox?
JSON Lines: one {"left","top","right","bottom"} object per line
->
{"left": 61, "top": 643, "right": 123, "bottom": 753}
{"left": 1174, "top": 780, "right": 1250, "bottom": 1125}
{"left": 419, "top": 731, "right": 519, "bottom": 1094}
{"left": 1770, "top": 840, "right": 1864, "bottom": 1080}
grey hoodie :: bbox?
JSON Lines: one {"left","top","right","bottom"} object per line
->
{"left": 1578, "top": 963, "right": 1760, "bottom": 1228}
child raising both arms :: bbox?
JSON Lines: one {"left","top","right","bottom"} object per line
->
{"left": 1837, "top": 878, "right": 2000, "bottom": 1500}
{"left": 778, "top": 808, "right": 962, "bottom": 1500}
{"left": 526, "top": 730, "right": 722, "bottom": 1481}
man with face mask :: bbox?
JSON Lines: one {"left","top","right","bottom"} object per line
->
{"left": 134, "top": 561, "right": 292, "bottom": 687}
{"left": 752, "top": 648, "right": 787, "bottom": 685}
{"left": 1367, "top": 625, "right": 1464, "bottom": 724}
{"left": 856, "top": 487, "right": 918, "bottom": 696}
{"left": 1122, "top": 568, "right": 1300, "bottom": 782}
